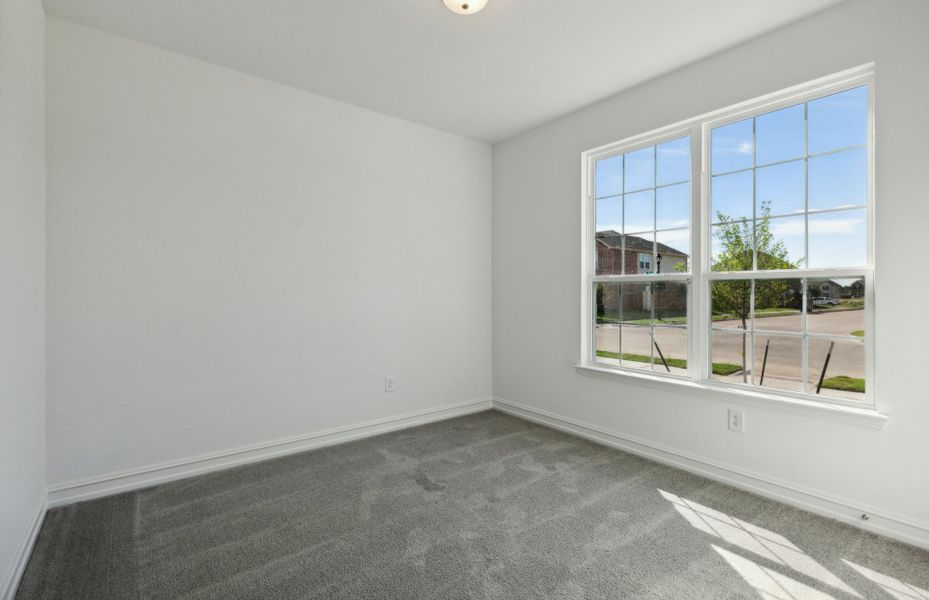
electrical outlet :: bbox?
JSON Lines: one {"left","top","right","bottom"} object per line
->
{"left": 385, "top": 375, "right": 395, "bottom": 392}
{"left": 728, "top": 409, "right": 745, "bottom": 433}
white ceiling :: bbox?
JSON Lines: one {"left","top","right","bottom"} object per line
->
{"left": 42, "top": 0, "right": 844, "bottom": 143}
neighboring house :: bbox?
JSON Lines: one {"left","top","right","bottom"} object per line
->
{"left": 814, "top": 279, "right": 868, "bottom": 300}
{"left": 596, "top": 231, "right": 689, "bottom": 319}
{"left": 596, "top": 230, "right": 688, "bottom": 275}
{"left": 813, "top": 279, "right": 844, "bottom": 300}
{"left": 781, "top": 278, "right": 864, "bottom": 308}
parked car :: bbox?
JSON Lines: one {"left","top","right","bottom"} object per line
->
{"left": 813, "top": 297, "right": 839, "bottom": 306}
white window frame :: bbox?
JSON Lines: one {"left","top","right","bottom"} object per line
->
{"left": 585, "top": 125, "right": 696, "bottom": 381}
{"left": 579, "top": 64, "right": 878, "bottom": 417}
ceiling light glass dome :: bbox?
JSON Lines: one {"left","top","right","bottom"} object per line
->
{"left": 443, "top": 0, "right": 488, "bottom": 16}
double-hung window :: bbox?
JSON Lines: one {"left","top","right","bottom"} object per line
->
{"left": 590, "top": 134, "right": 693, "bottom": 376}
{"left": 582, "top": 67, "right": 874, "bottom": 408}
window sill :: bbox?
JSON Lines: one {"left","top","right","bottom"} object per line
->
{"left": 574, "top": 363, "right": 888, "bottom": 429}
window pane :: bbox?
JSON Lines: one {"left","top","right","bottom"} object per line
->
{"left": 808, "top": 86, "right": 868, "bottom": 155}
{"left": 624, "top": 190, "right": 654, "bottom": 234}
{"left": 711, "top": 118, "right": 753, "bottom": 174}
{"left": 808, "top": 208, "right": 866, "bottom": 268}
{"left": 754, "top": 279, "right": 802, "bottom": 333}
{"left": 595, "top": 196, "right": 622, "bottom": 233}
{"left": 710, "top": 330, "right": 749, "bottom": 383}
{"left": 603, "top": 277, "right": 695, "bottom": 374}
{"left": 653, "top": 326, "right": 687, "bottom": 375}
{"left": 711, "top": 170, "right": 753, "bottom": 222}
{"left": 657, "top": 136, "right": 690, "bottom": 186}
{"left": 594, "top": 282, "right": 621, "bottom": 365}
{"left": 807, "top": 338, "right": 865, "bottom": 400}
{"left": 762, "top": 215, "right": 806, "bottom": 269}
{"left": 596, "top": 197, "right": 623, "bottom": 275}
{"left": 595, "top": 230, "right": 624, "bottom": 275}
{"left": 621, "top": 283, "right": 651, "bottom": 324}
{"left": 653, "top": 281, "right": 688, "bottom": 324}
{"left": 595, "top": 155, "right": 622, "bottom": 198}
{"left": 757, "top": 160, "right": 804, "bottom": 217}
{"left": 756, "top": 104, "right": 805, "bottom": 166}
{"left": 656, "top": 183, "right": 690, "bottom": 230}
{"left": 711, "top": 280, "right": 751, "bottom": 330}
{"left": 807, "top": 278, "right": 865, "bottom": 337}
{"left": 754, "top": 335, "right": 803, "bottom": 392}
{"left": 626, "top": 232, "right": 655, "bottom": 274}
{"left": 656, "top": 229, "right": 690, "bottom": 274}
{"left": 620, "top": 283, "right": 653, "bottom": 370}
{"left": 625, "top": 146, "right": 655, "bottom": 192}
{"left": 621, "top": 325, "right": 653, "bottom": 371}
{"left": 809, "top": 147, "right": 867, "bottom": 210}
{"left": 711, "top": 222, "right": 752, "bottom": 272}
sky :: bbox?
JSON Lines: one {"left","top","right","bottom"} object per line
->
{"left": 595, "top": 85, "right": 869, "bottom": 270}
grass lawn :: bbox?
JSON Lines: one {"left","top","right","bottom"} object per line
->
{"left": 820, "top": 375, "right": 865, "bottom": 393}
{"left": 851, "top": 330, "right": 864, "bottom": 337}
{"left": 595, "top": 350, "right": 741, "bottom": 375}
{"left": 710, "top": 362, "right": 743, "bottom": 376}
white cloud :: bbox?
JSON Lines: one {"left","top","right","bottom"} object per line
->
{"left": 770, "top": 219, "right": 804, "bottom": 237}
{"left": 657, "top": 219, "right": 690, "bottom": 230}
{"left": 657, "top": 229, "right": 690, "bottom": 248}
{"left": 771, "top": 216, "right": 864, "bottom": 237}
{"left": 809, "top": 216, "right": 865, "bottom": 235}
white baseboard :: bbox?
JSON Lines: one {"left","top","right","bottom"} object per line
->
{"left": 1, "top": 497, "right": 47, "bottom": 600}
{"left": 493, "top": 397, "right": 929, "bottom": 551}
{"left": 47, "top": 397, "right": 493, "bottom": 508}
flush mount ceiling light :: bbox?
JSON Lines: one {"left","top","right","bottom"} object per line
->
{"left": 443, "top": 0, "right": 488, "bottom": 15}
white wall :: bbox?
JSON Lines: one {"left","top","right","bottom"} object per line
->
{"left": 493, "top": 0, "right": 929, "bottom": 542}
{"left": 0, "top": 0, "right": 47, "bottom": 594}
{"left": 46, "top": 18, "right": 492, "bottom": 487}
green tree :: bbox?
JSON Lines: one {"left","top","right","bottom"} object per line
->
{"left": 711, "top": 201, "right": 797, "bottom": 381}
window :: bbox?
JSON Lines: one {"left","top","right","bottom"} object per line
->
{"left": 583, "top": 67, "right": 873, "bottom": 408}
{"left": 591, "top": 136, "right": 692, "bottom": 375}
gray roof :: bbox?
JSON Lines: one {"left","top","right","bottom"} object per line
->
{"left": 596, "top": 230, "right": 686, "bottom": 256}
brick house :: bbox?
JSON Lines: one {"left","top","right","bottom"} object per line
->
{"left": 595, "top": 230, "right": 688, "bottom": 275}
{"left": 595, "top": 231, "right": 689, "bottom": 320}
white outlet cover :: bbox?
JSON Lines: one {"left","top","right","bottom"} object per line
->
{"left": 728, "top": 409, "right": 745, "bottom": 433}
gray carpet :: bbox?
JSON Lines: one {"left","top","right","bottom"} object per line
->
{"left": 15, "top": 410, "right": 929, "bottom": 599}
